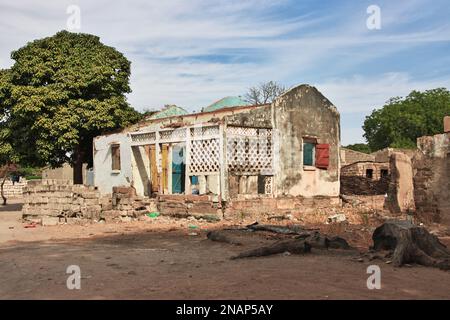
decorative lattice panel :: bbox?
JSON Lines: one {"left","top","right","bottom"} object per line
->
{"left": 130, "top": 132, "right": 156, "bottom": 143}
{"left": 159, "top": 128, "right": 186, "bottom": 140}
{"left": 189, "top": 139, "right": 220, "bottom": 174}
{"left": 226, "top": 127, "right": 273, "bottom": 174}
{"left": 191, "top": 126, "right": 220, "bottom": 138}
{"left": 227, "top": 127, "right": 272, "bottom": 137}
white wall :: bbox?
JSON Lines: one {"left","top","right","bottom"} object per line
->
{"left": 93, "top": 132, "right": 133, "bottom": 195}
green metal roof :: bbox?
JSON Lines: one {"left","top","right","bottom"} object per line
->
{"left": 148, "top": 105, "right": 188, "bottom": 119}
{"left": 203, "top": 96, "right": 250, "bottom": 112}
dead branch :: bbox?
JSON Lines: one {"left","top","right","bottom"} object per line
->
{"left": 245, "top": 222, "right": 307, "bottom": 235}
{"left": 231, "top": 239, "right": 311, "bottom": 259}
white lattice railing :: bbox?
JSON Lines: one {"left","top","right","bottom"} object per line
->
{"left": 226, "top": 126, "right": 273, "bottom": 175}
{"left": 130, "top": 132, "right": 156, "bottom": 143}
{"left": 189, "top": 138, "right": 220, "bottom": 174}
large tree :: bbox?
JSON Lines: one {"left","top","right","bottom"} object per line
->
{"left": 0, "top": 31, "right": 141, "bottom": 184}
{"left": 244, "top": 81, "right": 286, "bottom": 105}
{"left": 363, "top": 88, "right": 450, "bottom": 151}
{"left": 343, "top": 143, "right": 371, "bottom": 154}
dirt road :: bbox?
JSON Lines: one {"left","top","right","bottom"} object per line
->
{"left": 1, "top": 200, "right": 449, "bottom": 299}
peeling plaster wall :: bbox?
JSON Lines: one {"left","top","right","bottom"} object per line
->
{"left": 131, "top": 145, "right": 151, "bottom": 197}
{"left": 226, "top": 105, "right": 272, "bottom": 128}
{"left": 93, "top": 132, "right": 133, "bottom": 195}
{"left": 413, "top": 132, "right": 450, "bottom": 225}
{"left": 272, "top": 85, "right": 340, "bottom": 197}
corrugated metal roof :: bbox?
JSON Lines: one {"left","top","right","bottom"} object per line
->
{"left": 202, "top": 96, "right": 250, "bottom": 112}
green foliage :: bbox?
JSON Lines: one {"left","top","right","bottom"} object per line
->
{"left": 344, "top": 143, "right": 371, "bottom": 154}
{"left": 0, "top": 31, "right": 142, "bottom": 169}
{"left": 15, "top": 166, "right": 41, "bottom": 178}
{"left": 363, "top": 88, "right": 450, "bottom": 150}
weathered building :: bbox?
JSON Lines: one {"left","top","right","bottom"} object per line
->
{"left": 340, "top": 160, "right": 390, "bottom": 196}
{"left": 92, "top": 84, "right": 341, "bottom": 218}
{"left": 340, "top": 148, "right": 375, "bottom": 166}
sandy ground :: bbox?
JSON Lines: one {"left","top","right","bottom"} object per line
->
{"left": 1, "top": 199, "right": 450, "bottom": 300}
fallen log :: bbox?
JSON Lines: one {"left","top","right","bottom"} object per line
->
{"left": 245, "top": 222, "right": 311, "bottom": 235}
{"left": 231, "top": 239, "right": 311, "bottom": 259}
{"left": 246, "top": 223, "right": 351, "bottom": 250}
{"left": 304, "top": 231, "right": 351, "bottom": 250}
{"left": 372, "top": 220, "right": 450, "bottom": 269}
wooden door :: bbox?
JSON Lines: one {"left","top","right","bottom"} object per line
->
{"left": 149, "top": 145, "right": 159, "bottom": 193}
{"left": 161, "top": 144, "right": 169, "bottom": 193}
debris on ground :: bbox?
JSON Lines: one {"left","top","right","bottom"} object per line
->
{"left": 147, "top": 212, "right": 160, "bottom": 218}
{"left": 326, "top": 213, "right": 347, "bottom": 224}
{"left": 207, "top": 222, "right": 352, "bottom": 259}
{"left": 24, "top": 222, "right": 37, "bottom": 228}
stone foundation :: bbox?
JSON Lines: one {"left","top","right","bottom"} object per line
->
{"left": 22, "top": 180, "right": 157, "bottom": 224}
{"left": 1, "top": 178, "right": 27, "bottom": 198}
{"left": 22, "top": 180, "right": 346, "bottom": 224}
{"left": 223, "top": 196, "right": 341, "bottom": 220}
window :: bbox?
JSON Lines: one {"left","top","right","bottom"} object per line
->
{"left": 303, "top": 141, "right": 316, "bottom": 166}
{"left": 111, "top": 144, "right": 121, "bottom": 171}
{"left": 380, "top": 169, "right": 389, "bottom": 179}
{"left": 366, "top": 169, "right": 373, "bottom": 179}
{"left": 315, "top": 144, "right": 330, "bottom": 169}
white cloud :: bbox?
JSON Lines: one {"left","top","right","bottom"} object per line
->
{"left": 0, "top": 0, "right": 449, "bottom": 143}
{"left": 317, "top": 72, "right": 450, "bottom": 114}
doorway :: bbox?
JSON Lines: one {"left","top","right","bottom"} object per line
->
{"left": 172, "top": 144, "right": 186, "bottom": 194}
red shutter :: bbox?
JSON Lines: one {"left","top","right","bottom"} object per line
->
{"left": 315, "top": 144, "right": 330, "bottom": 169}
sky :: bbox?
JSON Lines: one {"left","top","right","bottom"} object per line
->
{"left": 1, "top": 0, "right": 449, "bottom": 145}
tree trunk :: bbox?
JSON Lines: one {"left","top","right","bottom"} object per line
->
{"left": 73, "top": 145, "right": 84, "bottom": 185}
{"left": 372, "top": 220, "right": 450, "bottom": 269}
{"left": 0, "top": 164, "right": 9, "bottom": 206}
{"left": 231, "top": 239, "right": 311, "bottom": 259}
{"left": 1, "top": 174, "right": 7, "bottom": 205}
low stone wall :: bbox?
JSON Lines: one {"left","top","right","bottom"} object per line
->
{"left": 101, "top": 186, "right": 157, "bottom": 222}
{"left": 22, "top": 180, "right": 157, "bottom": 225}
{"left": 22, "top": 179, "right": 106, "bottom": 224}
{"left": 157, "top": 194, "right": 222, "bottom": 221}
{"left": 223, "top": 196, "right": 341, "bottom": 220}
{"left": 1, "top": 178, "right": 27, "bottom": 198}
{"left": 22, "top": 180, "right": 348, "bottom": 224}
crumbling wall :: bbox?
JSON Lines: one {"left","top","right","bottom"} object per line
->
{"left": 157, "top": 194, "right": 222, "bottom": 220}
{"left": 340, "top": 162, "right": 389, "bottom": 195}
{"left": 224, "top": 196, "right": 341, "bottom": 221}
{"left": 22, "top": 179, "right": 107, "bottom": 224}
{"left": 1, "top": 178, "right": 27, "bottom": 198}
{"left": 340, "top": 148, "right": 375, "bottom": 166}
{"left": 272, "top": 84, "right": 340, "bottom": 197}
{"left": 386, "top": 152, "right": 415, "bottom": 214}
{"left": 226, "top": 105, "right": 272, "bottom": 128}
{"left": 413, "top": 133, "right": 450, "bottom": 225}
{"left": 22, "top": 180, "right": 156, "bottom": 225}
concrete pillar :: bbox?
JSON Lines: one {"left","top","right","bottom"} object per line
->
{"left": 387, "top": 152, "right": 415, "bottom": 214}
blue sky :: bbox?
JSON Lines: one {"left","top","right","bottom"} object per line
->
{"left": 1, "top": 0, "right": 449, "bottom": 145}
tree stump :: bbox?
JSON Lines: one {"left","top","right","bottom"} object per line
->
{"left": 372, "top": 220, "right": 450, "bottom": 269}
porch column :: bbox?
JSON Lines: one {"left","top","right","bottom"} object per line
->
{"left": 185, "top": 128, "right": 191, "bottom": 195}
{"left": 219, "top": 122, "right": 228, "bottom": 201}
